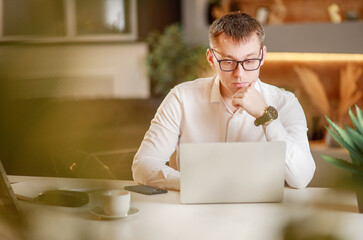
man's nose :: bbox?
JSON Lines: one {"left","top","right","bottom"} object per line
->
{"left": 233, "top": 62, "right": 246, "bottom": 77}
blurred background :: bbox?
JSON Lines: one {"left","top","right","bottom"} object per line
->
{"left": 0, "top": 0, "right": 362, "bottom": 187}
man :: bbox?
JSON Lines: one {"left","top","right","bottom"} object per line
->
{"left": 132, "top": 12, "right": 315, "bottom": 190}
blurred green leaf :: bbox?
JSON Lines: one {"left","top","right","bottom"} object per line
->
{"left": 345, "top": 125, "right": 363, "bottom": 154}
{"left": 322, "top": 106, "right": 363, "bottom": 173}
{"left": 145, "top": 24, "right": 210, "bottom": 97}
{"left": 349, "top": 107, "right": 363, "bottom": 135}
{"left": 355, "top": 105, "right": 363, "bottom": 133}
{"left": 321, "top": 155, "right": 363, "bottom": 175}
{"left": 326, "top": 117, "right": 355, "bottom": 148}
{"left": 325, "top": 124, "right": 361, "bottom": 165}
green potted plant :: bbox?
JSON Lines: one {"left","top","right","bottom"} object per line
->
{"left": 145, "top": 24, "right": 211, "bottom": 97}
{"left": 321, "top": 105, "right": 363, "bottom": 213}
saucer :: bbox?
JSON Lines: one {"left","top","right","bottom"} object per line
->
{"left": 90, "top": 207, "right": 139, "bottom": 219}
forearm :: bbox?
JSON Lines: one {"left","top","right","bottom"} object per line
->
{"left": 263, "top": 119, "right": 316, "bottom": 188}
{"left": 132, "top": 154, "right": 180, "bottom": 190}
{"left": 132, "top": 130, "right": 181, "bottom": 190}
{"left": 132, "top": 87, "right": 183, "bottom": 190}
{"left": 132, "top": 113, "right": 182, "bottom": 190}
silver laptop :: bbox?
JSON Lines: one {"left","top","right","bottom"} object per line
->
{"left": 179, "top": 142, "right": 285, "bottom": 204}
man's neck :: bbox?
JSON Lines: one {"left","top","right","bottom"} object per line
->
{"left": 220, "top": 84, "right": 238, "bottom": 113}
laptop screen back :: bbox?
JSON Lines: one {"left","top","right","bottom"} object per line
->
{"left": 179, "top": 142, "right": 285, "bottom": 204}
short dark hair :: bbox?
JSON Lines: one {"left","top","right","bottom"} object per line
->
{"left": 209, "top": 12, "right": 265, "bottom": 48}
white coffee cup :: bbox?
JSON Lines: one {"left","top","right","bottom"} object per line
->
{"left": 102, "top": 190, "right": 131, "bottom": 216}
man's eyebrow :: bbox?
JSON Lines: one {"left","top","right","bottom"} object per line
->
{"left": 215, "top": 51, "right": 234, "bottom": 59}
{"left": 223, "top": 54, "right": 235, "bottom": 59}
{"left": 219, "top": 51, "right": 260, "bottom": 59}
{"left": 245, "top": 51, "right": 260, "bottom": 58}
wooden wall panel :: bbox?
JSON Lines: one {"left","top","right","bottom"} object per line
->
{"left": 213, "top": 0, "right": 363, "bottom": 24}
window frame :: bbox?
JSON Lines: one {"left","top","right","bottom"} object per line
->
{"left": 0, "top": 0, "right": 138, "bottom": 43}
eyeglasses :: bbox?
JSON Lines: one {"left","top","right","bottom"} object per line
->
{"left": 210, "top": 48, "right": 263, "bottom": 72}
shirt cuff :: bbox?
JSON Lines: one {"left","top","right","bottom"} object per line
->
{"left": 164, "top": 170, "right": 180, "bottom": 191}
{"left": 146, "top": 168, "right": 180, "bottom": 191}
{"left": 263, "top": 119, "right": 288, "bottom": 141}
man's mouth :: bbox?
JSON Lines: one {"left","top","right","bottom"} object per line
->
{"left": 233, "top": 82, "right": 250, "bottom": 88}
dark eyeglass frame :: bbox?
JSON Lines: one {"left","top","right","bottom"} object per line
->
{"left": 210, "top": 48, "right": 264, "bottom": 72}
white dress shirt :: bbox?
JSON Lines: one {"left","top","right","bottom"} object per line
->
{"left": 132, "top": 76, "right": 316, "bottom": 190}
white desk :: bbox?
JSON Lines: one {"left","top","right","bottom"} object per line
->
{"left": 4, "top": 176, "right": 363, "bottom": 240}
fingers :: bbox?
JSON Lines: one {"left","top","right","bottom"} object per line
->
{"left": 248, "top": 79, "right": 256, "bottom": 87}
{"left": 233, "top": 85, "right": 253, "bottom": 98}
{"left": 232, "top": 91, "right": 249, "bottom": 108}
{"left": 231, "top": 97, "right": 240, "bottom": 107}
{"left": 234, "top": 80, "right": 256, "bottom": 95}
{"left": 231, "top": 81, "right": 267, "bottom": 118}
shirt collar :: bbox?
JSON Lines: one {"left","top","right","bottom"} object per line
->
{"left": 255, "top": 78, "right": 262, "bottom": 92}
{"left": 210, "top": 75, "right": 263, "bottom": 104}
{"left": 210, "top": 75, "right": 222, "bottom": 103}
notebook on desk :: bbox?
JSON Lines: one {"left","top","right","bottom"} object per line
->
{"left": 179, "top": 142, "right": 286, "bottom": 204}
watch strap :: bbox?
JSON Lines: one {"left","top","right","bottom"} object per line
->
{"left": 254, "top": 106, "right": 277, "bottom": 126}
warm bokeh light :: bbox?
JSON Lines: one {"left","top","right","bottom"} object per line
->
{"left": 266, "top": 52, "right": 363, "bottom": 62}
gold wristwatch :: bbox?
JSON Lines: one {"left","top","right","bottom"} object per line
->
{"left": 254, "top": 106, "right": 278, "bottom": 126}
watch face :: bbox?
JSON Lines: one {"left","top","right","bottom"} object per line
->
{"left": 267, "top": 107, "right": 278, "bottom": 119}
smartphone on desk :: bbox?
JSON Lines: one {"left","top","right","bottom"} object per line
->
{"left": 124, "top": 185, "right": 167, "bottom": 195}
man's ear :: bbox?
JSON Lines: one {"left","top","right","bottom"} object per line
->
{"left": 206, "top": 49, "right": 216, "bottom": 68}
{"left": 260, "top": 45, "right": 267, "bottom": 67}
